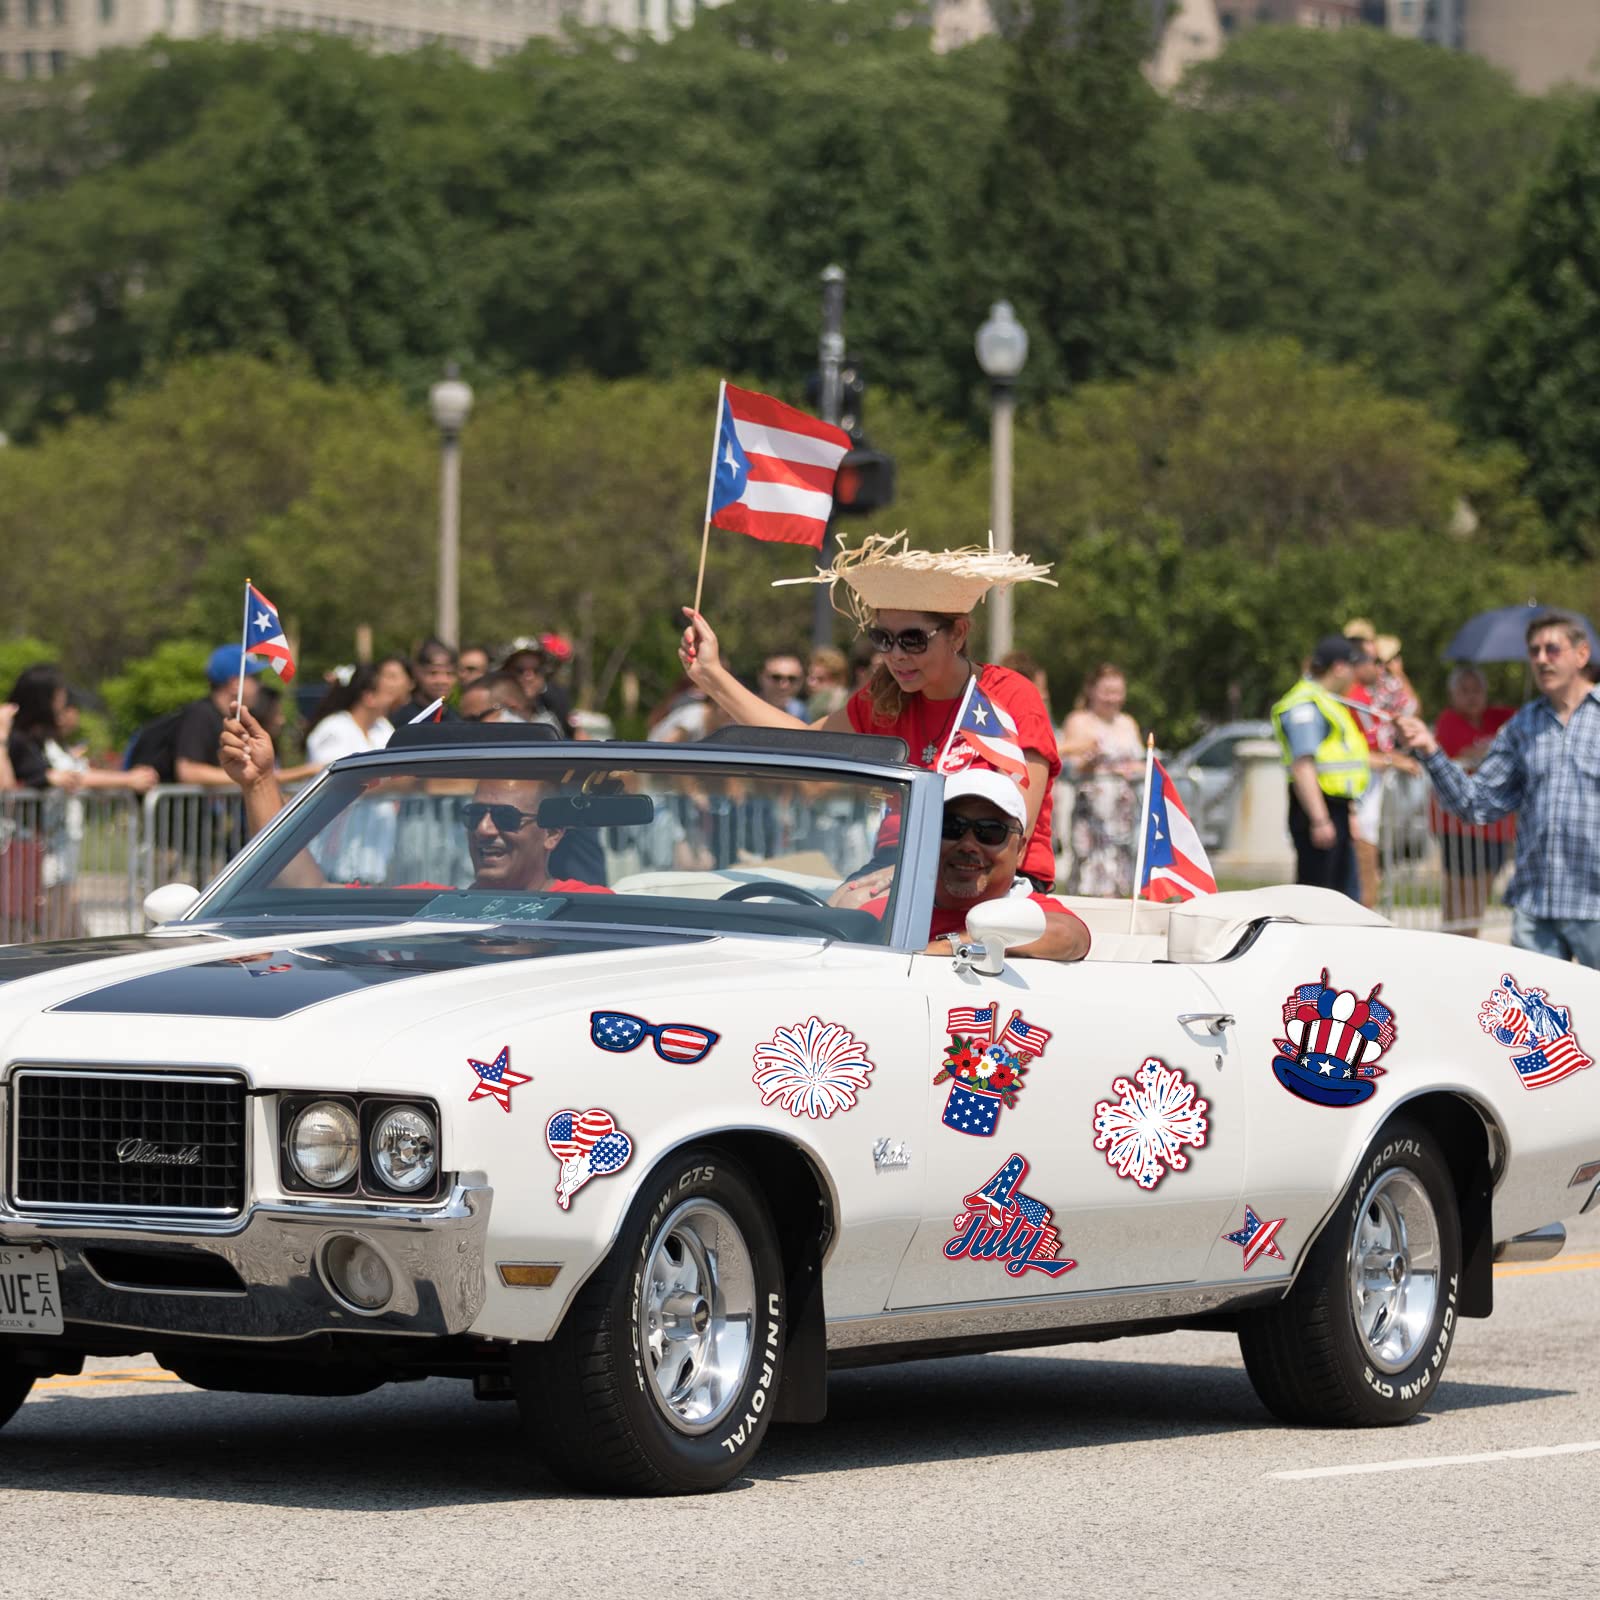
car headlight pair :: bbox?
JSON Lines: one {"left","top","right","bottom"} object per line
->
{"left": 287, "top": 1101, "right": 437, "bottom": 1194}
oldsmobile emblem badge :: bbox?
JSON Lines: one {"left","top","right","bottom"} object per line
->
{"left": 872, "top": 1138, "right": 911, "bottom": 1171}
{"left": 115, "top": 1138, "right": 202, "bottom": 1167}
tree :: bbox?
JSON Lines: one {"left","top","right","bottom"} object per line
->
{"left": 976, "top": 0, "right": 1203, "bottom": 397}
{"left": 1182, "top": 28, "right": 1575, "bottom": 410}
{"left": 1468, "top": 95, "right": 1600, "bottom": 559}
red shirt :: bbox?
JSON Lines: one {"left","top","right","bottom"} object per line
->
{"left": 1429, "top": 706, "right": 1517, "bottom": 843}
{"left": 861, "top": 888, "right": 1086, "bottom": 950}
{"left": 847, "top": 664, "right": 1061, "bottom": 886}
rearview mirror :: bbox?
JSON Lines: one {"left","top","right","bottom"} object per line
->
{"left": 536, "top": 794, "right": 655, "bottom": 829}
{"left": 956, "top": 895, "right": 1045, "bottom": 976}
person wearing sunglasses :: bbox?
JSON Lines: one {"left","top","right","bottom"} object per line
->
{"left": 680, "top": 534, "right": 1062, "bottom": 890}
{"left": 842, "top": 771, "right": 1088, "bottom": 961}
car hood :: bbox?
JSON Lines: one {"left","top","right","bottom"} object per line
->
{"left": 0, "top": 921, "right": 817, "bottom": 1089}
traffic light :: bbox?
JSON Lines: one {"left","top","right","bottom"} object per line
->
{"left": 833, "top": 448, "right": 896, "bottom": 517}
{"left": 838, "top": 360, "right": 866, "bottom": 445}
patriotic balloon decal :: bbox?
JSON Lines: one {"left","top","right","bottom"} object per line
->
{"left": 546, "top": 1107, "right": 634, "bottom": 1210}
{"left": 1092, "top": 1056, "right": 1209, "bottom": 1190}
{"left": 752, "top": 1017, "right": 874, "bottom": 1120}
{"left": 1272, "top": 968, "right": 1397, "bottom": 1108}
{"left": 1478, "top": 973, "right": 1591, "bottom": 1090}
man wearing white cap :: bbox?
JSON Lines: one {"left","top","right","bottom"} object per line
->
{"left": 846, "top": 770, "right": 1090, "bottom": 962}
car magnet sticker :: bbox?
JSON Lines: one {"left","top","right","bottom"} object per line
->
{"left": 546, "top": 1108, "right": 634, "bottom": 1209}
{"left": 590, "top": 1010, "right": 720, "bottom": 1063}
{"left": 943, "top": 1152, "right": 1075, "bottom": 1278}
{"left": 1224, "top": 1205, "right": 1286, "bottom": 1271}
{"left": 1478, "top": 973, "right": 1592, "bottom": 1089}
{"left": 467, "top": 1044, "right": 531, "bottom": 1112}
{"left": 752, "top": 1017, "right": 874, "bottom": 1120}
{"left": 934, "top": 1003, "right": 1053, "bottom": 1137}
{"left": 1092, "top": 1056, "right": 1209, "bottom": 1189}
{"left": 1273, "top": 969, "right": 1395, "bottom": 1107}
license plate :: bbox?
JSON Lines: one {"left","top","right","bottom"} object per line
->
{"left": 0, "top": 1246, "right": 63, "bottom": 1336}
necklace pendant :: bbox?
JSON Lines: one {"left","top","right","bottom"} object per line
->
{"left": 922, "top": 742, "right": 938, "bottom": 764}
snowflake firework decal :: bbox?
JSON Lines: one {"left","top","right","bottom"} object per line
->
{"left": 1091, "top": 1056, "right": 1210, "bottom": 1190}
{"left": 752, "top": 1016, "right": 875, "bottom": 1120}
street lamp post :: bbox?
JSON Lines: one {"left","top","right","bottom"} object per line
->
{"left": 974, "top": 300, "right": 1029, "bottom": 660}
{"left": 429, "top": 362, "right": 474, "bottom": 650}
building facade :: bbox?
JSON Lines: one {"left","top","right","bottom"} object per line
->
{"left": 1464, "top": 0, "right": 1600, "bottom": 93}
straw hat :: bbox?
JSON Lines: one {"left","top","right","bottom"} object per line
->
{"left": 775, "top": 532, "right": 1055, "bottom": 627}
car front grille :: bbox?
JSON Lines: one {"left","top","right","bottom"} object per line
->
{"left": 10, "top": 1069, "right": 247, "bottom": 1215}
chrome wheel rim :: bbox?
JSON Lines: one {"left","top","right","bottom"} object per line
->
{"left": 1348, "top": 1165, "right": 1441, "bottom": 1374}
{"left": 638, "top": 1198, "right": 755, "bottom": 1435}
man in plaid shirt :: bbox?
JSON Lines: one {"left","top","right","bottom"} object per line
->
{"left": 1399, "top": 610, "right": 1600, "bottom": 968}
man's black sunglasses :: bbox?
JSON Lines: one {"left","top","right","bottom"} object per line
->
{"left": 864, "top": 623, "right": 945, "bottom": 656}
{"left": 460, "top": 801, "right": 540, "bottom": 833}
{"left": 941, "top": 814, "right": 1022, "bottom": 847}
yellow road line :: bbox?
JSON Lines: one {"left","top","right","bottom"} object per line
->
{"left": 33, "top": 1368, "right": 181, "bottom": 1391}
{"left": 1495, "top": 1251, "right": 1600, "bottom": 1279}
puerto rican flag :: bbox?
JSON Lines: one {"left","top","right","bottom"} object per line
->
{"left": 243, "top": 581, "right": 296, "bottom": 680}
{"left": 1138, "top": 756, "right": 1215, "bottom": 902}
{"left": 707, "top": 382, "right": 851, "bottom": 549}
{"left": 937, "top": 679, "right": 1030, "bottom": 788}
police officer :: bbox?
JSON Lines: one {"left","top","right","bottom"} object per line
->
{"left": 1271, "top": 636, "right": 1371, "bottom": 895}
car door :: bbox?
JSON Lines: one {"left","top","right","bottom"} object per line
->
{"left": 887, "top": 949, "right": 1244, "bottom": 1309}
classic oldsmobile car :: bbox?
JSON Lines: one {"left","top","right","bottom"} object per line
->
{"left": 0, "top": 723, "right": 1596, "bottom": 1494}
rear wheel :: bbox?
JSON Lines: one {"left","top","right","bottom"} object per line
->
{"left": 1240, "top": 1117, "right": 1463, "bottom": 1426}
{"left": 513, "top": 1146, "right": 785, "bottom": 1494}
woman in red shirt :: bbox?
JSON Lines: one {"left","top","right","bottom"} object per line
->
{"left": 680, "top": 535, "right": 1061, "bottom": 889}
{"left": 1429, "top": 664, "right": 1516, "bottom": 937}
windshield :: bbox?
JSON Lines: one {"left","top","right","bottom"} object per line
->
{"left": 197, "top": 756, "right": 911, "bottom": 946}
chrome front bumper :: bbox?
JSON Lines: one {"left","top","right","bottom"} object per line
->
{"left": 0, "top": 1180, "right": 491, "bottom": 1342}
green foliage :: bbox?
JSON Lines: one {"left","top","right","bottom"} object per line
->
{"left": 0, "top": 637, "right": 61, "bottom": 698}
{"left": 99, "top": 640, "right": 212, "bottom": 740}
{"left": 1468, "top": 94, "right": 1600, "bottom": 559}
{"left": 1183, "top": 29, "right": 1576, "bottom": 411}
{"left": 979, "top": 0, "right": 1202, "bottom": 394}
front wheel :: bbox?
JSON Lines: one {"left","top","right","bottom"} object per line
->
{"left": 1239, "top": 1117, "right": 1463, "bottom": 1426}
{"left": 514, "top": 1145, "right": 786, "bottom": 1494}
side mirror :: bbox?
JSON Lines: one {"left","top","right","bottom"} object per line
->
{"left": 144, "top": 882, "right": 200, "bottom": 926}
{"left": 954, "top": 895, "right": 1046, "bottom": 976}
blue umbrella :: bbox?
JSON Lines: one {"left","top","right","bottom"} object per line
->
{"left": 1442, "top": 603, "right": 1599, "bottom": 663}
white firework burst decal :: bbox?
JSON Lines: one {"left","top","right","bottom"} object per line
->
{"left": 1092, "top": 1056, "right": 1209, "bottom": 1190}
{"left": 752, "top": 1016, "right": 875, "bottom": 1120}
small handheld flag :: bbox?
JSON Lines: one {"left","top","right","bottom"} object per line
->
{"left": 691, "top": 381, "right": 852, "bottom": 617}
{"left": 242, "top": 582, "right": 296, "bottom": 682}
{"left": 1137, "top": 749, "right": 1217, "bottom": 904}
{"left": 935, "top": 677, "right": 1031, "bottom": 788}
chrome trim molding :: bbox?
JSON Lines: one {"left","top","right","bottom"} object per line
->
{"left": 0, "top": 1179, "right": 491, "bottom": 1342}
{"left": 1494, "top": 1222, "right": 1566, "bottom": 1263}
{"left": 826, "top": 1277, "right": 1277, "bottom": 1352}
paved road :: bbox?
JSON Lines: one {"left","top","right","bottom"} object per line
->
{"left": 3, "top": 1213, "right": 1597, "bottom": 1599}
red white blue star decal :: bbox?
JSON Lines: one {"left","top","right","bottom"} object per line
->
{"left": 467, "top": 1044, "right": 531, "bottom": 1113}
{"left": 1224, "top": 1204, "right": 1286, "bottom": 1271}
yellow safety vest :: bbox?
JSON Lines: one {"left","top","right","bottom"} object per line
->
{"left": 1271, "top": 678, "right": 1370, "bottom": 800}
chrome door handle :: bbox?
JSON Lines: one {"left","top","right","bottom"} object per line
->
{"left": 1177, "top": 1012, "right": 1235, "bottom": 1036}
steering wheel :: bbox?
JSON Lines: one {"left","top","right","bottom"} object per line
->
{"left": 717, "top": 881, "right": 828, "bottom": 907}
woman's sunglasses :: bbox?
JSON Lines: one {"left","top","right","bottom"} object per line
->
{"left": 941, "top": 814, "right": 1021, "bottom": 848}
{"left": 590, "top": 1011, "right": 720, "bottom": 1063}
{"left": 864, "top": 624, "right": 945, "bottom": 656}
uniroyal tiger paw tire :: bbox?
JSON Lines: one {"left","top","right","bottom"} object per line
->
{"left": 513, "top": 1146, "right": 785, "bottom": 1495}
{"left": 1239, "top": 1117, "right": 1463, "bottom": 1427}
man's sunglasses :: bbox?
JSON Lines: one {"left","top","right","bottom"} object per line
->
{"left": 460, "top": 801, "right": 540, "bottom": 833}
{"left": 864, "top": 624, "right": 945, "bottom": 656}
{"left": 590, "top": 1011, "right": 720, "bottom": 1063}
{"left": 941, "top": 814, "right": 1022, "bottom": 847}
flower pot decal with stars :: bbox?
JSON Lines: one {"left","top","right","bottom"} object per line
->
{"left": 933, "top": 1005, "right": 1052, "bottom": 1137}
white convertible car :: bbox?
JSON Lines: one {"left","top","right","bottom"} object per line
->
{"left": 0, "top": 724, "right": 1596, "bottom": 1493}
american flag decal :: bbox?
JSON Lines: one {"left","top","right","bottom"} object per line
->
{"left": 466, "top": 1044, "right": 532, "bottom": 1113}
{"left": 1480, "top": 973, "right": 1590, "bottom": 1090}
{"left": 947, "top": 1003, "right": 996, "bottom": 1042}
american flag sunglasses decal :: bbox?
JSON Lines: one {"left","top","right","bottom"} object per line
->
{"left": 589, "top": 1011, "right": 720, "bottom": 1063}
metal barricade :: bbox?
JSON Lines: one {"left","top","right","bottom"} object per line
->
{"left": 0, "top": 788, "right": 143, "bottom": 944}
{"left": 138, "top": 785, "right": 249, "bottom": 916}
{"left": 1377, "top": 773, "right": 1513, "bottom": 940}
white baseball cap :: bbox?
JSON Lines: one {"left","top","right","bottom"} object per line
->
{"left": 941, "top": 768, "right": 1028, "bottom": 831}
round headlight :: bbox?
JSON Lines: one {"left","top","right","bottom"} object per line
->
{"left": 288, "top": 1101, "right": 360, "bottom": 1189}
{"left": 370, "top": 1105, "right": 438, "bottom": 1193}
